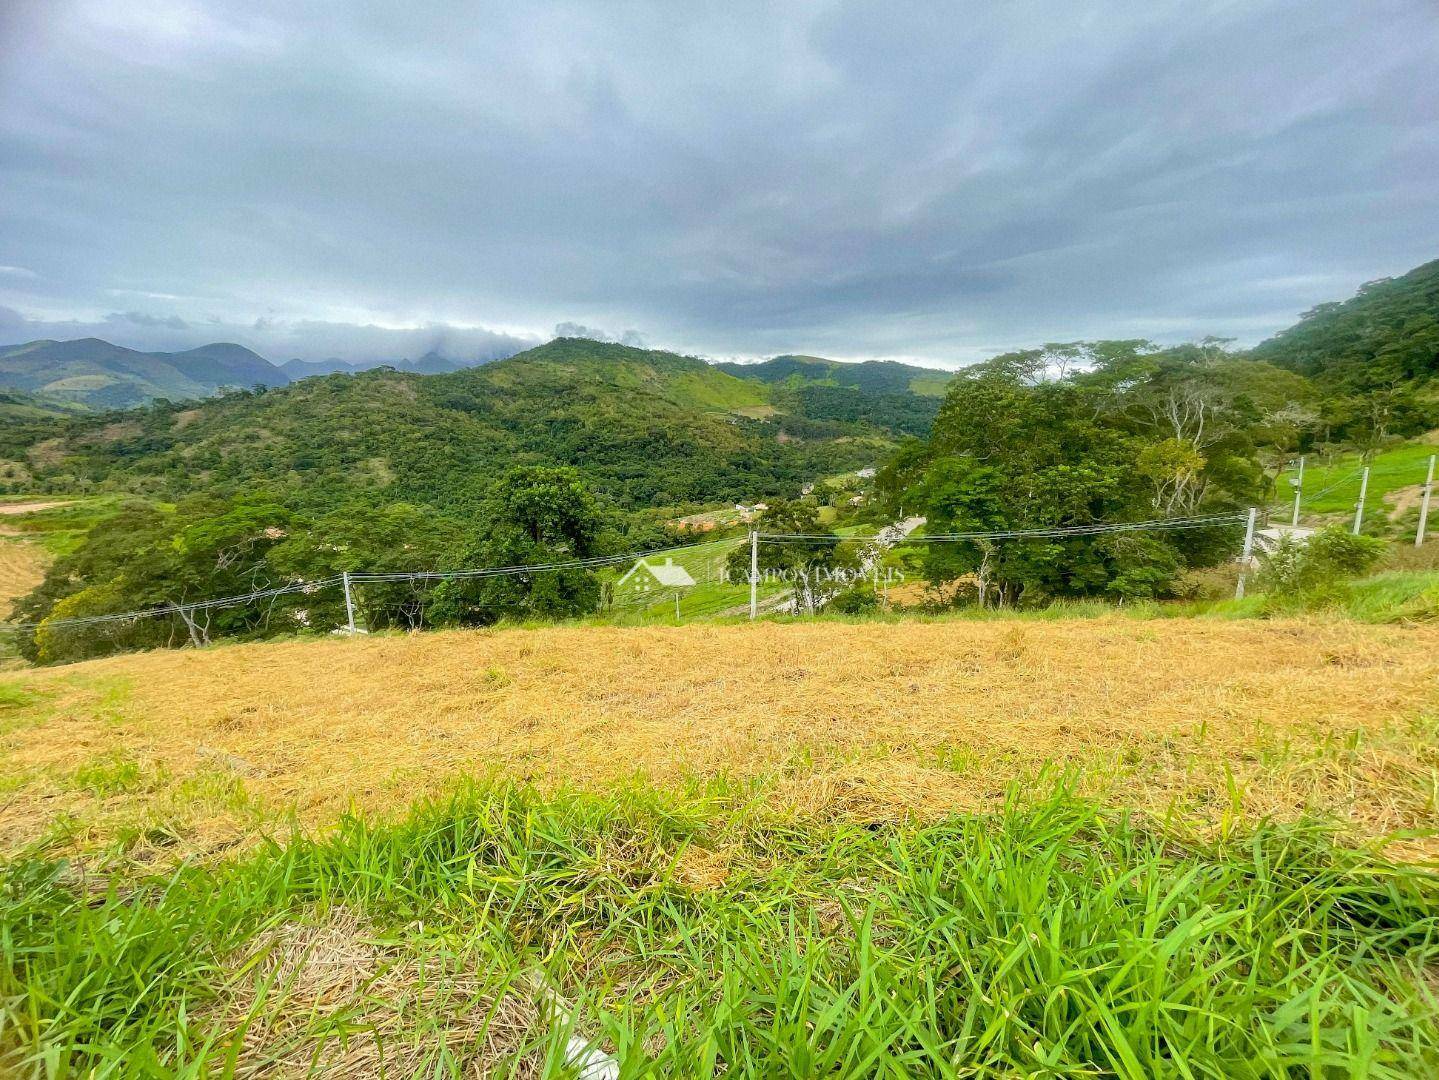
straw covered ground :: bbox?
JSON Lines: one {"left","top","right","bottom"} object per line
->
{"left": 5, "top": 616, "right": 1439, "bottom": 1076}
{"left": 0, "top": 537, "right": 47, "bottom": 619}
{"left": 2, "top": 616, "right": 1437, "bottom": 860}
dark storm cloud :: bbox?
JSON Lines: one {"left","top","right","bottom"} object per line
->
{"left": 0, "top": 1, "right": 1434, "bottom": 367}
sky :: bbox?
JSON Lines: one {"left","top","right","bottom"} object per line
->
{"left": 1, "top": 0, "right": 1436, "bottom": 369}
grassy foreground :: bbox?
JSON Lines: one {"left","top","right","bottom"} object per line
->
{"left": 4, "top": 618, "right": 1439, "bottom": 864}
{"left": 3, "top": 781, "right": 1437, "bottom": 1077}
{"left": 2, "top": 617, "right": 1437, "bottom": 1074}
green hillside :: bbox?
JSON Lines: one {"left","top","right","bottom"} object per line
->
{"left": 0, "top": 338, "right": 288, "bottom": 409}
{"left": 0, "top": 387, "right": 86, "bottom": 422}
{"left": 0, "top": 339, "right": 912, "bottom": 509}
{"left": 717, "top": 354, "right": 953, "bottom": 397}
{"left": 1253, "top": 259, "right": 1439, "bottom": 412}
{"left": 1276, "top": 438, "right": 1438, "bottom": 521}
{"left": 481, "top": 337, "right": 771, "bottom": 412}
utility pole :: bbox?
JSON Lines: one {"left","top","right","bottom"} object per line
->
{"left": 1290, "top": 455, "right": 1304, "bottom": 527}
{"left": 1418, "top": 454, "right": 1436, "bottom": 547}
{"left": 342, "top": 571, "right": 357, "bottom": 634}
{"left": 1235, "top": 506, "right": 1258, "bottom": 600}
{"left": 748, "top": 530, "right": 758, "bottom": 620}
{"left": 674, "top": 591, "right": 681, "bottom": 620}
{"left": 1352, "top": 466, "right": 1370, "bottom": 535}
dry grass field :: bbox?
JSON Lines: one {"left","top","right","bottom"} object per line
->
{"left": 0, "top": 500, "right": 65, "bottom": 622}
{"left": 5, "top": 616, "right": 1439, "bottom": 1076}
{"left": 0, "top": 537, "right": 47, "bottom": 619}
{"left": 3, "top": 616, "right": 1437, "bottom": 861}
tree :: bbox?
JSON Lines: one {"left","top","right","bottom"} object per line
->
{"left": 267, "top": 502, "right": 466, "bottom": 631}
{"left": 430, "top": 466, "right": 607, "bottom": 625}
{"left": 19, "top": 496, "right": 298, "bottom": 663}
{"left": 886, "top": 349, "right": 1254, "bottom": 606}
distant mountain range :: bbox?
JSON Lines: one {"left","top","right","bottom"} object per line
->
{"left": 0, "top": 338, "right": 287, "bottom": 410}
{"left": 0, "top": 338, "right": 489, "bottom": 411}
{"left": 715, "top": 355, "right": 952, "bottom": 397}
{"left": 8, "top": 253, "right": 1439, "bottom": 417}
{"left": 0, "top": 335, "right": 955, "bottom": 412}
{"left": 277, "top": 350, "right": 469, "bottom": 379}
{"left": 1, "top": 337, "right": 929, "bottom": 508}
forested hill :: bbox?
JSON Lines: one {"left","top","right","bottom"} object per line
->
{"left": 0, "top": 338, "right": 927, "bottom": 508}
{"left": 1253, "top": 258, "right": 1439, "bottom": 395}
{"left": 0, "top": 338, "right": 288, "bottom": 409}
{"left": 716, "top": 354, "right": 953, "bottom": 396}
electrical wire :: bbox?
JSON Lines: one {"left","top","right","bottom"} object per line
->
{"left": 0, "top": 515, "right": 1249, "bottom": 635}
{"left": 0, "top": 536, "right": 737, "bottom": 632}
{"left": 758, "top": 513, "right": 1247, "bottom": 543}
{"left": 347, "top": 536, "right": 734, "bottom": 583}
{"left": 1, "top": 577, "right": 341, "bottom": 633}
{"left": 1300, "top": 468, "right": 1365, "bottom": 504}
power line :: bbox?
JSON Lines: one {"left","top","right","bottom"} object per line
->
{"left": 0, "top": 515, "right": 1249, "bottom": 636}
{"left": 1298, "top": 467, "right": 1364, "bottom": 505}
{"left": 758, "top": 513, "right": 1248, "bottom": 543}
{"left": 0, "top": 537, "right": 737, "bottom": 633}
{"left": 3, "top": 578, "right": 340, "bottom": 633}
{"left": 348, "top": 536, "right": 733, "bottom": 583}
{"left": 1269, "top": 461, "right": 1371, "bottom": 518}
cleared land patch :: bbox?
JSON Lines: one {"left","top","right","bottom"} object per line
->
{"left": 0, "top": 537, "right": 47, "bottom": 619}
{"left": 3, "top": 617, "right": 1437, "bottom": 860}
{"left": 3, "top": 619, "right": 1439, "bottom": 1075}
{"left": 0, "top": 500, "right": 69, "bottom": 516}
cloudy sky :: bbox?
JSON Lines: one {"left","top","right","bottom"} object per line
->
{"left": 1, "top": 1, "right": 1435, "bottom": 367}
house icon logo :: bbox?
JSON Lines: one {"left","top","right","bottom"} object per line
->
{"left": 616, "top": 556, "right": 696, "bottom": 594}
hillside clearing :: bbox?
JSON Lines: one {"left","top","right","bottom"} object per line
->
{"left": 0, "top": 537, "right": 48, "bottom": 627}
{"left": 1280, "top": 437, "right": 1438, "bottom": 519}
{"left": 0, "top": 499, "right": 69, "bottom": 515}
{"left": 3, "top": 617, "right": 1437, "bottom": 862}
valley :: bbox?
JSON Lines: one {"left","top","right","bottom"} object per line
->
{"left": 4, "top": 7, "right": 1437, "bottom": 1075}
{"left": 1, "top": 266, "right": 1437, "bottom": 1079}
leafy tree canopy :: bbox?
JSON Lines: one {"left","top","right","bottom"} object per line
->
{"left": 880, "top": 342, "right": 1263, "bottom": 605}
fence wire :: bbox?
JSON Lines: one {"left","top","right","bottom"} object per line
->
{"left": 0, "top": 513, "right": 1253, "bottom": 635}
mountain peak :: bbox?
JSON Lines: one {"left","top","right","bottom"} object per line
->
{"left": 0, "top": 337, "right": 287, "bottom": 409}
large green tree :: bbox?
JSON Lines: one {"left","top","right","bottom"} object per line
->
{"left": 430, "top": 466, "right": 607, "bottom": 625}
{"left": 880, "top": 345, "right": 1259, "bottom": 605}
{"left": 724, "top": 499, "right": 844, "bottom": 612}
{"left": 13, "top": 468, "right": 617, "bottom": 661}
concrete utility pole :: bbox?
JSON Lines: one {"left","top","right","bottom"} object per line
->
{"left": 1418, "top": 454, "right": 1436, "bottom": 547}
{"left": 1290, "top": 455, "right": 1304, "bottom": 527}
{"left": 748, "top": 530, "right": 759, "bottom": 620}
{"left": 1352, "top": 466, "right": 1370, "bottom": 535}
{"left": 341, "top": 571, "right": 357, "bottom": 634}
{"left": 1235, "top": 506, "right": 1258, "bottom": 600}
{"left": 674, "top": 591, "right": 681, "bottom": 620}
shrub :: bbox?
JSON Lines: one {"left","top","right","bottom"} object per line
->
{"left": 1258, "top": 525, "right": 1386, "bottom": 599}
{"left": 827, "top": 586, "right": 881, "bottom": 614}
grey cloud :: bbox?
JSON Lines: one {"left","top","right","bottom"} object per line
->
{"left": 0, "top": 307, "right": 537, "bottom": 364}
{"left": 0, "top": 1, "right": 1434, "bottom": 368}
{"left": 554, "top": 322, "right": 649, "bottom": 348}
{"left": 105, "top": 311, "right": 190, "bottom": 330}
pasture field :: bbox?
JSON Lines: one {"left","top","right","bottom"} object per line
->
{"left": 0, "top": 494, "right": 144, "bottom": 557}
{"left": 2, "top": 618, "right": 1438, "bottom": 1075}
{"left": 0, "top": 503, "right": 58, "bottom": 667}
{"left": 1277, "top": 437, "right": 1438, "bottom": 522}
